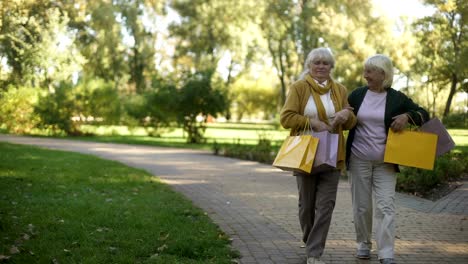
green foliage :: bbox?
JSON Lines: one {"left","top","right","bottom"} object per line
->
{"left": 177, "top": 71, "right": 227, "bottom": 143}
{"left": 0, "top": 142, "right": 238, "bottom": 263}
{"left": 413, "top": 0, "right": 468, "bottom": 117}
{"left": 145, "top": 83, "right": 179, "bottom": 130}
{"left": 34, "top": 83, "right": 78, "bottom": 135}
{"left": 122, "top": 93, "right": 148, "bottom": 126}
{"left": 397, "top": 151, "right": 468, "bottom": 196}
{"left": 74, "top": 79, "right": 122, "bottom": 125}
{"left": 231, "top": 76, "right": 280, "bottom": 121}
{"left": 0, "top": 86, "right": 40, "bottom": 134}
{"left": 0, "top": 2, "right": 84, "bottom": 88}
{"left": 214, "top": 135, "right": 277, "bottom": 164}
{"left": 121, "top": 80, "right": 179, "bottom": 135}
{"left": 0, "top": 0, "right": 465, "bottom": 136}
{"left": 444, "top": 112, "right": 468, "bottom": 128}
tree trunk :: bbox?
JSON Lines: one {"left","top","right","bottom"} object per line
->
{"left": 443, "top": 73, "right": 458, "bottom": 117}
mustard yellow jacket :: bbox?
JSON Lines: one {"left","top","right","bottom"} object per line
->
{"left": 280, "top": 79, "right": 357, "bottom": 169}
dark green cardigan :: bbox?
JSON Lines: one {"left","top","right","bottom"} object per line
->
{"left": 345, "top": 86, "right": 430, "bottom": 169}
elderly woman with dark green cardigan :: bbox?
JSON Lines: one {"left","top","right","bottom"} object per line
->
{"left": 280, "top": 47, "right": 356, "bottom": 264}
{"left": 346, "top": 54, "right": 429, "bottom": 264}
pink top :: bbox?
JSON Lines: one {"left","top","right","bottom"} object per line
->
{"left": 351, "top": 90, "right": 387, "bottom": 161}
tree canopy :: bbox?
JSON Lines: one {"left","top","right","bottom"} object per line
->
{"left": 0, "top": 0, "right": 466, "bottom": 136}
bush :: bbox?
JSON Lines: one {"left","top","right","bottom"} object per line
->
{"left": 213, "top": 136, "right": 277, "bottom": 164}
{"left": 0, "top": 86, "right": 40, "bottom": 134}
{"left": 397, "top": 151, "right": 468, "bottom": 196}
{"left": 35, "top": 83, "right": 79, "bottom": 135}
{"left": 443, "top": 112, "right": 467, "bottom": 128}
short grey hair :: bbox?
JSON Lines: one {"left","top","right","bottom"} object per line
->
{"left": 299, "top": 47, "right": 335, "bottom": 80}
{"left": 364, "top": 54, "right": 394, "bottom": 88}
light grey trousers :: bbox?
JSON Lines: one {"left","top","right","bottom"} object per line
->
{"left": 348, "top": 153, "right": 397, "bottom": 260}
{"left": 295, "top": 168, "right": 340, "bottom": 258}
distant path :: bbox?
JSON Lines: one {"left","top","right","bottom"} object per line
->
{"left": 1, "top": 134, "right": 467, "bottom": 264}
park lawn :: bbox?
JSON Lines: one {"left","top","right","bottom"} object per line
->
{"left": 448, "top": 129, "right": 468, "bottom": 151}
{"left": 0, "top": 142, "right": 238, "bottom": 263}
{"left": 77, "top": 124, "right": 467, "bottom": 152}
{"left": 75, "top": 123, "right": 290, "bottom": 149}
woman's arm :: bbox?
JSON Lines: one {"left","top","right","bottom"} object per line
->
{"left": 399, "top": 91, "right": 429, "bottom": 126}
{"left": 279, "top": 83, "right": 309, "bottom": 131}
{"left": 337, "top": 85, "right": 357, "bottom": 130}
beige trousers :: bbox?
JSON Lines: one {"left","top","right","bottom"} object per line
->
{"left": 348, "top": 153, "right": 397, "bottom": 260}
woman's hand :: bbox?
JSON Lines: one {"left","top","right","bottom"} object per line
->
{"left": 330, "top": 108, "right": 353, "bottom": 128}
{"left": 391, "top": 113, "right": 409, "bottom": 132}
{"left": 310, "top": 118, "right": 331, "bottom": 132}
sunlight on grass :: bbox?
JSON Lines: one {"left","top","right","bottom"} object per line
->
{"left": 79, "top": 123, "right": 290, "bottom": 147}
{"left": 448, "top": 129, "right": 468, "bottom": 146}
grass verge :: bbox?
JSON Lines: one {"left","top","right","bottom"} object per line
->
{"left": 0, "top": 142, "right": 238, "bottom": 263}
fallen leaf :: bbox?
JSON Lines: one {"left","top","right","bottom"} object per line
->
{"left": 10, "top": 246, "right": 20, "bottom": 254}
{"left": 157, "top": 244, "right": 167, "bottom": 252}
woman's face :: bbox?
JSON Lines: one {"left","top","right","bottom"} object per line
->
{"left": 310, "top": 60, "right": 332, "bottom": 82}
{"left": 364, "top": 67, "right": 385, "bottom": 89}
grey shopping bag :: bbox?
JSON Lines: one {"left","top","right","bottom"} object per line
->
{"left": 419, "top": 117, "right": 455, "bottom": 156}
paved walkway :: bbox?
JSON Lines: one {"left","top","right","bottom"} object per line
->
{"left": 1, "top": 135, "right": 467, "bottom": 264}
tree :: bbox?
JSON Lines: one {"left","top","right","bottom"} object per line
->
{"left": 35, "top": 82, "right": 79, "bottom": 135}
{"left": 176, "top": 70, "right": 226, "bottom": 143}
{"left": 260, "top": 0, "right": 395, "bottom": 101}
{"left": 413, "top": 0, "right": 468, "bottom": 117}
{"left": 231, "top": 74, "right": 280, "bottom": 121}
{"left": 116, "top": 0, "right": 164, "bottom": 93}
{"left": 260, "top": 0, "right": 299, "bottom": 105}
{"left": 0, "top": 1, "right": 83, "bottom": 88}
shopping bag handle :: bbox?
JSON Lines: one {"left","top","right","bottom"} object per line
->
{"left": 406, "top": 113, "right": 418, "bottom": 131}
{"left": 302, "top": 119, "right": 311, "bottom": 134}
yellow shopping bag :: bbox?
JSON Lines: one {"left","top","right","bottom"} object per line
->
{"left": 273, "top": 135, "right": 319, "bottom": 174}
{"left": 383, "top": 129, "right": 438, "bottom": 170}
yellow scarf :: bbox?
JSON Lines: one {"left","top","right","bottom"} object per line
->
{"left": 305, "top": 74, "right": 342, "bottom": 126}
{"left": 305, "top": 74, "right": 347, "bottom": 170}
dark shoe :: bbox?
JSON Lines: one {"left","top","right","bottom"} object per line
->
{"left": 380, "top": 258, "right": 396, "bottom": 264}
{"left": 356, "top": 249, "right": 370, "bottom": 259}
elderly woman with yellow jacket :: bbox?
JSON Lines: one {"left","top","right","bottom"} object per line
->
{"left": 280, "top": 47, "right": 356, "bottom": 264}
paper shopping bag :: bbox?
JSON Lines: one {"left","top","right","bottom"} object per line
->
{"left": 419, "top": 117, "right": 455, "bottom": 156}
{"left": 311, "top": 131, "right": 338, "bottom": 168}
{"left": 384, "top": 129, "right": 438, "bottom": 170}
{"left": 273, "top": 135, "right": 319, "bottom": 174}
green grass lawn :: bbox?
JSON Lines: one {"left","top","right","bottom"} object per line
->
{"left": 77, "top": 124, "right": 467, "bottom": 152}
{"left": 75, "top": 123, "right": 290, "bottom": 150}
{"left": 0, "top": 142, "right": 238, "bottom": 263}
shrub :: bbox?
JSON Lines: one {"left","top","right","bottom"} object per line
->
{"left": 443, "top": 112, "right": 467, "bottom": 128}
{"left": 0, "top": 86, "right": 40, "bottom": 134}
{"left": 397, "top": 151, "right": 468, "bottom": 196}
{"left": 35, "top": 83, "right": 79, "bottom": 135}
{"left": 213, "top": 136, "right": 277, "bottom": 164}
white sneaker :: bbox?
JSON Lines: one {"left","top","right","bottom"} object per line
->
{"left": 307, "top": 257, "right": 325, "bottom": 264}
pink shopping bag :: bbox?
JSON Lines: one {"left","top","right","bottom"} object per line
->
{"left": 310, "top": 131, "right": 338, "bottom": 168}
